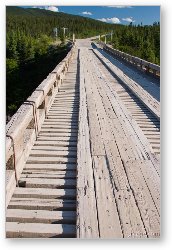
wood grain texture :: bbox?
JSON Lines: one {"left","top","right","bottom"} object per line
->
{"left": 6, "top": 39, "right": 160, "bottom": 238}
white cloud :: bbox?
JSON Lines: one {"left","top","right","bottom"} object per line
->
{"left": 32, "top": 6, "right": 59, "bottom": 12}
{"left": 81, "top": 11, "right": 92, "bottom": 15}
{"left": 122, "top": 17, "right": 135, "bottom": 22}
{"left": 97, "top": 17, "right": 121, "bottom": 24}
{"left": 107, "top": 6, "right": 133, "bottom": 8}
{"left": 97, "top": 18, "right": 107, "bottom": 22}
{"left": 46, "top": 6, "right": 59, "bottom": 12}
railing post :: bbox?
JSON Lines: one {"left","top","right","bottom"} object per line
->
{"left": 146, "top": 64, "right": 150, "bottom": 73}
{"left": 99, "top": 42, "right": 160, "bottom": 77}
{"left": 153, "top": 69, "right": 157, "bottom": 76}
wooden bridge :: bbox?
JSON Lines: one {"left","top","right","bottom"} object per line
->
{"left": 6, "top": 39, "right": 160, "bottom": 238}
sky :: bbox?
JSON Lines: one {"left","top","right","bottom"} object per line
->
{"left": 23, "top": 6, "right": 160, "bottom": 25}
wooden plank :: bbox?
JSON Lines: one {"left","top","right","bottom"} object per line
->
{"left": 124, "top": 160, "right": 160, "bottom": 237}
{"left": 115, "top": 189, "right": 147, "bottom": 238}
{"left": 19, "top": 178, "right": 76, "bottom": 188}
{"left": 48, "top": 107, "right": 78, "bottom": 110}
{"left": 139, "top": 124, "right": 160, "bottom": 128}
{"left": 34, "top": 141, "right": 77, "bottom": 146}
{"left": 51, "top": 105, "right": 79, "bottom": 110}
{"left": 142, "top": 131, "right": 160, "bottom": 135}
{"left": 50, "top": 98, "right": 78, "bottom": 101}
{"left": 51, "top": 102, "right": 79, "bottom": 105}
{"left": 84, "top": 64, "right": 106, "bottom": 156}
{"left": 27, "top": 156, "right": 76, "bottom": 164}
{"left": 41, "top": 125, "right": 78, "bottom": 129}
{"left": 49, "top": 107, "right": 78, "bottom": 110}
{"left": 6, "top": 209, "right": 76, "bottom": 224}
{"left": 21, "top": 173, "right": 75, "bottom": 179}
{"left": 30, "top": 150, "right": 76, "bottom": 157}
{"left": 45, "top": 117, "right": 78, "bottom": 121}
{"left": 13, "top": 187, "right": 76, "bottom": 199}
{"left": 53, "top": 102, "right": 78, "bottom": 105}
{"left": 37, "top": 136, "right": 77, "bottom": 142}
{"left": 38, "top": 132, "right": 78, "bottom": 137}
{"left": 46, "top": 114, "right": 78, "bottom": 118}
{"left": 44, "top": 119, "right": 78, "bottom": 124}
{"left": 76, "top": 53, "right": 99, "bottom": 238}
{"left": 6, "top": 222, "right": 76, "bottom": 238}
{"left": 54, "top": 96, "right": 78, "bottom": 100}
{"left": 92, "top": 156, "right": 123, "bottom": 238}
{"left": 87, "top": 65, "right": 130, "bottom": 190}
{"left": 40, "top": 128, "right": 78, "bottom": 133}
{"left": 135, "top": 160, "right": 160, "bottom": 215}
{"left": 21, "top": 170, "right": 76, "bottom": 179}
{"left": 24, "top": 163, "right": 76, "bottom": 171}
{"left": 32, "top": 145, "right": 77, "bottom": 151}
{"left": 51, "top": 103, "right": 78, "bottom": 105}
{"left": 8, "top": 198, "right": 76, "bottom": 211}
{"left": 42, "top": 122, "right": 78, "bottom": 127}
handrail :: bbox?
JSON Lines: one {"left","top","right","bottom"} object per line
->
{"left": 98, "top": 41, "right": 160, "bottom": 76}
{"left": 6, "top": 42, "right": 76, "bottom": 206}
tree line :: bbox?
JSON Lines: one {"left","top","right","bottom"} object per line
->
{"left": 105, "top": 22, "right": 160, "bottom": 65}
{"left": 6, "top": 7, "right": 160, "bottom": 118}
{"left": 6, "top": 6, "right": 122, "bottom": 117}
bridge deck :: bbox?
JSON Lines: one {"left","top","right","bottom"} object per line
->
{"left": 6, "top": 50, "right": 79, "bottom": 238}
{"left": 6, "top": 39, "right": 160, "bottom": 238}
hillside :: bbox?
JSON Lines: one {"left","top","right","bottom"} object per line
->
{"left": 6, "top": 7, "right": 121, "bottom": 118}
{"left": 6, "top": 6, "right": 120, "bottom": 38}
{"left": 6, "top": 6, "right": 160, "bottom": 119}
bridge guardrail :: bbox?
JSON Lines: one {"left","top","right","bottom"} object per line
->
{"left": 98, "top": 41, "right": 160, "bottom": 76}
{"left": 6, "top": 42, "right": 76, "bottom": 207}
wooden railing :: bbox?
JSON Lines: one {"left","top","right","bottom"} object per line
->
{"left": 6, "top": 42, "right": 76, "bottom": 207}
{"left": 98, "top": 41, "right": 160, "bottom": 76}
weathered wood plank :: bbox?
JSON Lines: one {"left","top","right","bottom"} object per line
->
{"left": 30, "top": 149, "right": 77, "bottom": 157}
{"left": 76, "top": 54, "right": 99, "bottom": 238}
{"left": 21, "top": 171, "right": 76, "bottom": 179}
{"left": 83, "top": 61, "right": 106, "bottom": 156}
{"left": 115, "top": 189, "right": 147, "bottom": 238}
{"left": 27, "top": 156, "right": 76, "bottom": 164}
{"left": 132, "top": 160, "right": 160, "bottom": 215}
{"left": 124, "top": 160, "right": 160, "bottom": 237}
{"left": 86, "top": 63, "right": 130, "bottom": 190}
{"left": 8, "top": 198, "right": 76, "bottom": 211}
{"left": 40, "top": 128, "right": 78, "bottom": 133}
{"left": 34, "top": 140, "right": 77, "bottom": 146}
{"left": 92, "top": 156, "right": 123, "bottom": 238}
{"left": 37, "top": 136, "right": 77, "bottom": 142}
{"left": 24, "top": 163, "right": 76, "bottom": 171}
{"left": 19, "top": 178, "right": 76, "bottom": 188}
{"left": 13, "top": 187, "right": 76, "bottom": 199}
{"left": 6, "top": 222, "right": 76, "bottom": 238}
{"left": 38, "top": 132, "right": 78, "bottom": 137}
{"left": 6, "top": 209, "right": 76, "bottom": 224}
{"left": 32, "top": 145, "right": 77, "bottom": 151}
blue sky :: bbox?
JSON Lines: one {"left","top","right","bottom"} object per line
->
{"left": 23, "top": 6, "right": 160, "bottom": 25}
